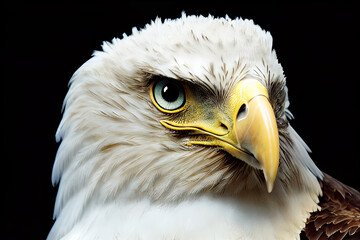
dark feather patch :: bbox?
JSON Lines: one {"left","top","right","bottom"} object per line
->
{"left": 302, "top": 173, "right": 360, "bottom": 240}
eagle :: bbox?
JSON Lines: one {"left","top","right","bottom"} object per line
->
{"left": 48, "top": 14, "right": 360, "bottom": 240}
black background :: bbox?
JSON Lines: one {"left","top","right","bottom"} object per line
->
{"left": 3, "top": 3, "right": 359, "bottom": 239}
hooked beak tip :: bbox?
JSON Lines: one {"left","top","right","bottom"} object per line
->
{"left": 264, "top": 171, "right": 276, "bottom": 193}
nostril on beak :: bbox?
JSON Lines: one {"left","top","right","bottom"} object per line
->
{"left": 219, "top": 122, "right": 229, "bottom": 132}
{"left": 236, "top": 103, "right": 248, "bottom": 121}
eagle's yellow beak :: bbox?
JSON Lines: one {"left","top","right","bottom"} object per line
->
{"left": 228, "top": 79, "right": 279, "bottom": 192}
{"left": 160, "top": 79, "right": 279, "bottom": 193}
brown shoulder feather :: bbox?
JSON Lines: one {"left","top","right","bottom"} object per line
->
{"left": 301, "top": 173, "right": 360, "bottom": 240}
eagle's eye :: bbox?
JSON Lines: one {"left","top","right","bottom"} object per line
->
{"left": 151, "top": 79, "right": 187, "bottom": 113}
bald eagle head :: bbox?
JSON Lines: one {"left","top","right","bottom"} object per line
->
{"left": 50, "top": 14, "right": 323, "bottom": 238}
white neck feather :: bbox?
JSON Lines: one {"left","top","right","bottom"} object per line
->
{"left": 50, "top": 181, "right": 320, "bottom": 240}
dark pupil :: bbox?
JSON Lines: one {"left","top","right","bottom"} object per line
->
{"left": 161, "top": 83, "right": 179, "bottom": 102}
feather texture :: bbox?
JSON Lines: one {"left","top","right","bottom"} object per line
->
{"left": 302, "top": 173, "right": 360, "bottom": 240}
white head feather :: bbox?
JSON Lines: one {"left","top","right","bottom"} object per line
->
{"left": 49, "top": 14, "right": 323, "bottom": 240}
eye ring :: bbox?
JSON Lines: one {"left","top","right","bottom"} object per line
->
{"left": 150, "top": 78, "right": 188, "bottom": 113}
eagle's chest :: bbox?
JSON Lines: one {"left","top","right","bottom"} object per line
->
{"left": 64, "top": 193, "right": 318, "bottom": 240}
